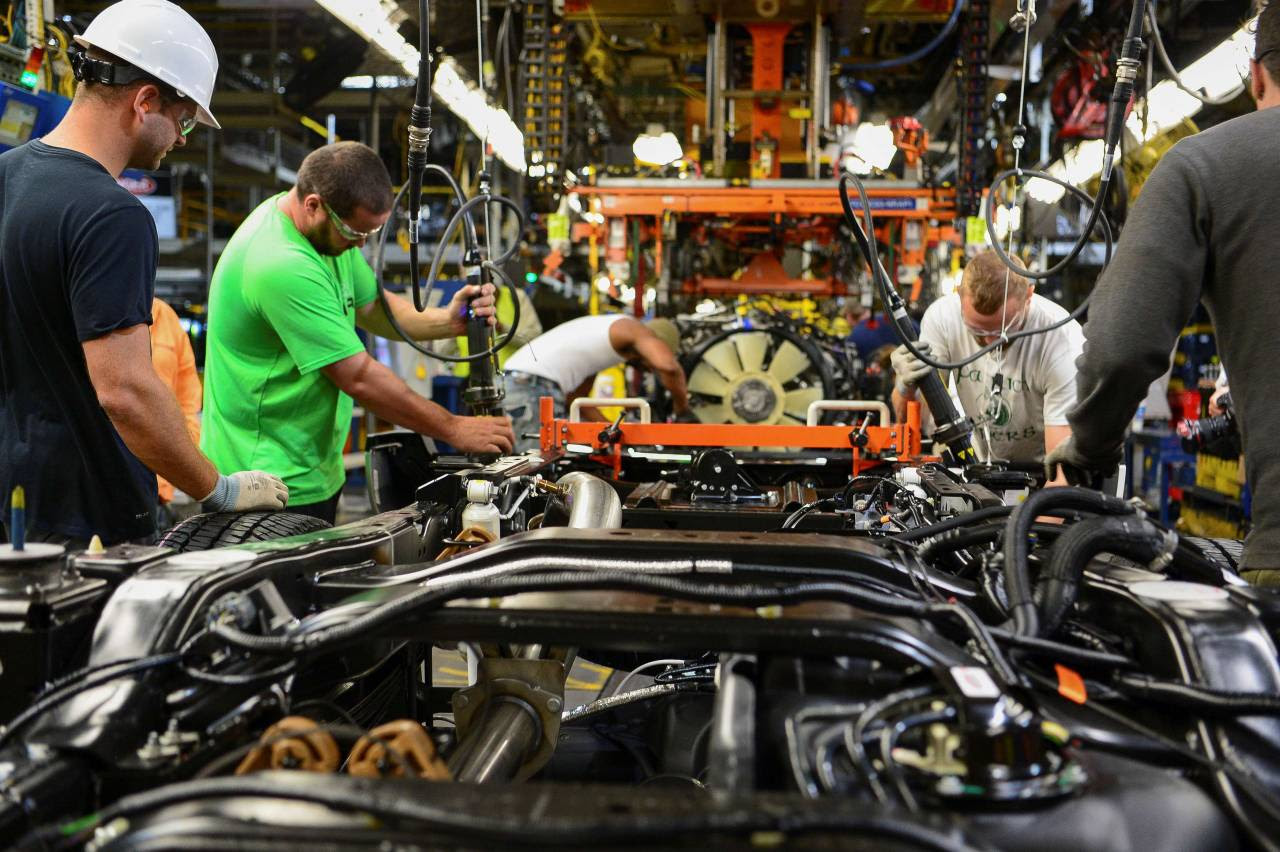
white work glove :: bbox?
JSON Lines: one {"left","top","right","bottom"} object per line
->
{"left": 201, "top": 471, "right": 289, "bottom": 512}
{"left": 890, "top": 342, "right": 934, "bottom": 397}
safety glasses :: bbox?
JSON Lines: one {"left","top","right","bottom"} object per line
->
{"left": 323, "top": 200, "right": 382, "bottom": 241}
{"left": 963, "top": 298, "right": 1029, "bottom": 341}
{"left": 175, "top": 114, "right": 198, "bottom": 136}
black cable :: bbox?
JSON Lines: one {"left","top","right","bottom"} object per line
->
{"left": 845, "top": 686, "right": 937, "bottom": 803}
{"left": 1113, "top": 675, "right": 1280, "bottom": 715}
{"left": 180, "top": 657, "right": 298, "bottom": 687}
{"left": 1037, "top": 514, "right": 1172, "bottom": 636}
{"left": 880, "top": 706, "right": 956, "bottom": 810}
{"left": 838, "top": 173, "right": 976, "bottom": 462}
{"left": 206, "top": 568, "right": 1018, "bottom": 686}
{"left": 1002, "top": 487, "right": 1136, "bottom": 637}
{"left": 371, "top": 183, "right": 523, "bottom": 363}
{"left": 894, "top": 505, "right": 1015, "bottom": 542}
{"left": 982, "top": 167, "right": 1114, "bottom": 283}
{"left": 782, "top": 498, "right": 836, "bottom": 530}
{"left": 0, "top": 653, "right": 183, "bottom": 750}
{"left": 420, "top": 191, "right": 523, "bottom": 310}
{"left": 989, "top": 627, "right": 1137, "bottom": 670}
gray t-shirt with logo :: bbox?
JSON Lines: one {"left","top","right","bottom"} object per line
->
{"left": 919, "top": 291, "right": 1084, "bottom": 463}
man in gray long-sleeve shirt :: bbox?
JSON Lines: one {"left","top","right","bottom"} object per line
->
{"left": 1047, "top": 4, "right": 1280, "bottom": 582}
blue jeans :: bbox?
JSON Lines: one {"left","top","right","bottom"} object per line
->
{"left": 503, "top": 372, "right": 566, "bottom": 452}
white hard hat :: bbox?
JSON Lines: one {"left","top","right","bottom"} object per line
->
{"left": 74, "top": 0, "right": 220, "bottom": 129}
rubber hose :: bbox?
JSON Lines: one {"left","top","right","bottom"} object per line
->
{"left": 207, "top": 566, "right": 1015, "bottom": 683}
{"left": 1037, "top": 514, "right": 1168, "bottom": 637}
{"left": 1002, "top": 487, "right": 1135, "bottom": 637}
{"left": 1115, "top": 675, "right": 1280, "bottom": 715}
{"left": 894, "top": 505, "right": 1014, "bottom": 542}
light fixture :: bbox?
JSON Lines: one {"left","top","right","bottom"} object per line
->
{"left": 632, "top": 125, "right": 684, "bottom": 167}
{"left": 431, "top": 57, "right": 526, "bottom": 172}
{"left": 840, "top": 122, "right": 897, "bottom": 175}
{"left": 314, "top": 0, "right": 526, "bottom": 172}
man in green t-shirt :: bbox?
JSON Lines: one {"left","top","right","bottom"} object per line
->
{"left": 202, "top": 142, "right": 514, "bottom": 523}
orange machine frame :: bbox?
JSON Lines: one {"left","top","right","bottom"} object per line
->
{"left": 538, "top": 396, "right": 931, "bottom": 479}
{"left": 572, "top": 180, "right": 957, "bottom": 303}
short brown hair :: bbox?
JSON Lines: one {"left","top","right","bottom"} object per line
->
{"left": 296, "top": 142, "right": 394, "bottom": 218}
{"left": 961, "top": 249, "right": 1030, "bottom": 315}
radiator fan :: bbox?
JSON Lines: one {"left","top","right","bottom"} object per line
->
{"left": 682, "top": 328, "right": 833, "bottom": 425}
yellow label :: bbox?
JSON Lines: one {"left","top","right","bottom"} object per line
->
{"left": 547, "top": 212, "right": 570, "bottom": 244}
{"left": 965, "top": 216, "right": 988, "bottom": 246}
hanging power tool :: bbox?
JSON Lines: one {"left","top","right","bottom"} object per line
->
{"left": 370, "top": 0, "right": 524, "bottom": 452}
{"left": 839, "top": 175, "right": 976, "bottom": 465}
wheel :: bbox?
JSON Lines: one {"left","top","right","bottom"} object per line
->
{"left": 681, "top": 327, "right": 834, "bottom": 425}
{"left": 159, "top": 511, "right": 332, "bottom": 553}
{"left": 1183, "top": 536, "right": 1244, "bottom": 575}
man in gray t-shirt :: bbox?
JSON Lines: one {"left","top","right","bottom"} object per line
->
{"left": 1047, "top": 5, "right": 1280, "bottom": 583}
{"left": 892, "top": 250, "right": 1083, "bottom": 479}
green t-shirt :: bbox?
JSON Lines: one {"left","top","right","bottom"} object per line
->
{"left": 202, "top": 194, "right": 378, "bottom": 505}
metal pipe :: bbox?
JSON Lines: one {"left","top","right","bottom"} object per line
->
{"left": 556, "top": 472, "right": 622, "bottom": 530}
{"left": 448, "top": 699, "right": 540, "bottom": 782}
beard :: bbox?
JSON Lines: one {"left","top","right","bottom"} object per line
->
{"left": 299, "top": 221, "right": 348, "bottom": 257}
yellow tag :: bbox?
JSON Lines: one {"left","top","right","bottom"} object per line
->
{"left": 787, "top": 107, "right": 812, "bottom": 119}
{"left": 547, "top": 213, "right": 570, "bottom": 244}
{"left": 965, "top": 216, "right": 988, "bottom": 247}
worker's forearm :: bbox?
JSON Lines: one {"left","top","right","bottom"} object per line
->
{"left": 657, "top": 367, "right": 689, "bottom": 412}
{"left": 345, "top": 363, "right": 459, "bottom": 439}
{"left": 390, "top": 300, "right": 457, "bottom": 341}
{"left": 100, "top": 377, "right": 219, "bottom": 499}
{"left": 891, "top": 387, "right": 911, "bottom": 422}
{"left": 362, "top": 293, "right": 458, "bottom": 342}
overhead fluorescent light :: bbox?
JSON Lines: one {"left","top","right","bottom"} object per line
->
{"left": 313, "top": 0, "right": 417, "bottom": 73}
{"left": 1126, "top": 25, "right": 1252, "bottom": 144}
{"left": 432, "top": 57, "right": 526, "bottom": 172}
{"left": 340, "top": 75, "right": 415, "bottom": 89}
{"left": 314, "top": 0, "right": 526, "bottom": 172}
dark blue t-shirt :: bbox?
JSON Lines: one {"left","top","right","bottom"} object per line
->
{"left": 850, "top": 313, "right": 916, "bottom": 362}
{"left": 0, "top": 140, "right": 158, "bottom": 542}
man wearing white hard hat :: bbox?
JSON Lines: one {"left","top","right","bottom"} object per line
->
{"left": 0, "top": 0, "right": 287, "bottom": 551}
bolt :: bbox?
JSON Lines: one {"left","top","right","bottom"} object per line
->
{"left": 547, "top": 696, "right": 563, "bottom": 712}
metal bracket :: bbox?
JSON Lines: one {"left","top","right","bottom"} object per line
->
{"left": 451, "top": 657, "right": 566, "bottom": 781}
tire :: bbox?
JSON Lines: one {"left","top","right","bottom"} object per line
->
{"left": 159, "top": 511, "right": 332, "bottom": 553}
{"left": 1183, "top": 536, "right": 1244, "bottom": 575}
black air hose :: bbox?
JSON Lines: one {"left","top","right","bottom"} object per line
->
{"left": 894, "top": 505, "right": 1014, "bottom": 542}
{"left": 915, "top": 521, "right": 1066, "bottom": 562}
{"left": 1115, "top": 675, "right": 1280, "bottom": 716}
{"left": 1037, "top": 514, "right": 1172, "bottom": 637}
{"left": 1002, "top": 487, "right": 1135, "bottom": 637}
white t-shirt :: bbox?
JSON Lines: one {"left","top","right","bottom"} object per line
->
{"left": 502, "top": 314, "right": 626, "bottom": 391}
{"left": 919, "top": 292, "right": 1084, "bottom": 463}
